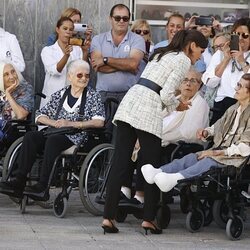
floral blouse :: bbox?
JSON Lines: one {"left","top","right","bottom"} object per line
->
{"left": 35, "top": 86, "right": 105, "bottom": 145}
{"left": 0, "top": 80, "right": 34, "bottom": 120}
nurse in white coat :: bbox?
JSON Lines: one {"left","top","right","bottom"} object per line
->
{"left": 40, "top": 16, "right": 90, "bottom": 108}
{"left": 0, "top": 27, "right": 25, "bottom": 72}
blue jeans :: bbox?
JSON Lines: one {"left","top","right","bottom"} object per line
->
{"left": 160, "top": 153, "right": 225, "bottom": 179}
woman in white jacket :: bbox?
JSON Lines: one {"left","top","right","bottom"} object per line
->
{"left": 40, "top": 17, "right": 90, "bottom": 108}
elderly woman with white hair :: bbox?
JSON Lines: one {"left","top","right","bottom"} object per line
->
{"left": 0, "top": 61, "right": 33, "bottom": 121}
{"left": 0, "top": 59, "right": 105, "bottom": 198}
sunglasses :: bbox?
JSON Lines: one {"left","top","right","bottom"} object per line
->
{"left": 76, "top": 73, "right": 90, "bottom": 79}
{"left": 134, "top": 29, "right": 150, "bottom": 35}
{"left": 112, "top": 15, "right": 130, "bottom": 22}
{"left": 213, "top": 43, "right": 225, "bottom": 51}
{"left": 182, "top": 78, "right": 200, "bottom": 85}
{"left": 232, "top": 32, "right": 249, "bottom": 39}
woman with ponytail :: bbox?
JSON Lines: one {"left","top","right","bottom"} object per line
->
{"left": 102, "top": 29, "right": 208, "bottom": 234}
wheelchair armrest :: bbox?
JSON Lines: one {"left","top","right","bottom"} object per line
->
{"left": 7, "top": 119, "right": 32, "bottom": 125}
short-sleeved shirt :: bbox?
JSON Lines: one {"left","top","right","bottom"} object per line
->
{"left": 0, "top": 80, "right": 34, "bottom": 120}
{"left": 35, "top": 86, "right": 105, "bottom": 145}
{"left": 90, "top": 30, "right": 145, "bottom": 92}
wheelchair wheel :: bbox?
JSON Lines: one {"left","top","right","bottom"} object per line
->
{"left": 2, "top": 137, "right": 23, "bottom": 204}
{"left": 226, "top": 215, "right": 244, "bottom": 241}
{"left": 2, "top": 137, "right": 23, "bottom": 181}
{"left": 186, "top": 208, "right": 204, "bottom": 233}
{"left": 53, "top": 193, "right": 68, "bottom": 218}
{"left": 79, "top": 143, "right": 114, "bottom": 216}
{"left": 199, "top": 199, "right": 213, "bottom": 226}
{"left": 213, "top": 199, "right": 228, "bottom": 229}
{"left": 156, "top": 205, "right": 171, "bottom": 229}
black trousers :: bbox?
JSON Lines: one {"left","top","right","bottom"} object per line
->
{"left": 104, "top": 121, "right": 161, "bottom": 221}
{"left": 16, "top": 131, "right": 73, "bottom": 186}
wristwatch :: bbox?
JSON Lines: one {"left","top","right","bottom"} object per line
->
{"left": 240, "top": 61, "right": 249, "bottom": 69}
{"left": 103, "top": 57, "right": 109, "bottom": 65}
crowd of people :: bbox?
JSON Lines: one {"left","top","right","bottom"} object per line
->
{"left": 0, "top": 3, "right": 249, "bottom": 236}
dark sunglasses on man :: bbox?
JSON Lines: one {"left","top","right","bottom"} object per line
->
{"left": 112, "top": 15, "right": 130, "bottom": 22}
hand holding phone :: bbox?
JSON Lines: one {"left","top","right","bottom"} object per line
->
{"left": 195, "top": 16, "right": 213, "bottom": 26}
{"left": 230, "top": 34, "right": 239, "bottom": 51}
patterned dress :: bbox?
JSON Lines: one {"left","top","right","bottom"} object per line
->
{"left": 35, "top": 86, "right": 105, "bottom": 145}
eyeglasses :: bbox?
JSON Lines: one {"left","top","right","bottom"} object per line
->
{"left": 112, "top": 16, "right": 130, "bottom": 22}
{"left": 76, "top": 73, "right": 90, "bottom": 79}
{"left": 232, "top": 32, "right": 249, "bottom": 39}
{"left": 182, "top": 78, "right": 200, "bottom": 85}
{"left": 213, "top": 43, "right": 225, "bottom": 51}
{"left": 134, "top": 29, "right": 150, "bottom": 35}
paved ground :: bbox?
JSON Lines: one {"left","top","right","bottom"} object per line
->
{"left": 0, "top": 189, "right": 249, "bottom": 250}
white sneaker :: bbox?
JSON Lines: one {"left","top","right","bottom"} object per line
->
{"left": 154, "top": 172, "right": 184, "bottom": 192}
{"left": 141, "top": 164, "right": 162, "bottom": 184}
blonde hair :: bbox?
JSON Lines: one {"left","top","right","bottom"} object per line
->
{"left": 131, "top": 19, "right": 152, "bottom": 41}
{"left": 61, "top": 8, "right": 81, "bottom": 19}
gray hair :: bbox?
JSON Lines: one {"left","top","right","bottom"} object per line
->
{"left": 67, "top": 59, "right": 90, "bottom": 75}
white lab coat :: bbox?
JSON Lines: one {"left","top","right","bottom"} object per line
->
{"left": 40, "top": 41, "right": 83, "bottom": 108}
{"left": 0, "top": 28, "right": 25, "bottom": 72}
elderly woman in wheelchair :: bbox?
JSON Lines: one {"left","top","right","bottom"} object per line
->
{"left": 0, "top": 61, "right": 34, "bottom": 163}
{"left": 142, "top": 73, "right": 250, "bottom": 193}
{"left": 0, "top": 59, "right": 105, "bottom": 200}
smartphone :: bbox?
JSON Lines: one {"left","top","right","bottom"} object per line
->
{"left": 195, "top": 16, "right": 213, "bottom": 26}
{"left": 230, "top": 34, "right": 239, "bottom": 51}
{"left": 74, "top": 23, "right": 88, "bottom": 32}
{"left": 69, "top": 37, "right": 85, "bottom": 46}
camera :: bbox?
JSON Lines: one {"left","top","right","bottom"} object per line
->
{"left": 69, "top": 37, "right": 85, "bottom": 46}
{"left": 74, "top": 23, "right": 88, "bottom": 33}
{"left": 195, "top": 16, "right": 213, "bottom": 26}
{"left": 230, "top": 34, "right": 239, "bottom": 51}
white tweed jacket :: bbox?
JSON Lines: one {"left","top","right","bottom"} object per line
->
{"left": 114, "top": 51, "right": 191, "bottom": 138}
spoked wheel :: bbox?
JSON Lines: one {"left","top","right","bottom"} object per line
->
{"left": 79, "top": 143, "right": 114, "bottom": 216}
{"left": 226, "top": 215, "right": 244, "bottom": 241}
{"left": 115, "top": 209, "right": 128, "bottom": 223}
{"left": 199, "top": 199, "right": 213, "bottom": 226}
{"left": 53, "top": 193, "right": 68, "bottom": 218}
{"left": 213, "top": 199, "right": 229, "bottom": 229}
{"left": 20, "top": 195, "right": 27, "bottom": 214}
{"left": 186, "top": 208, "right": 204, "bottom": 233}
{"left": 156, "top": 205, "right": 171, "bottom": 229}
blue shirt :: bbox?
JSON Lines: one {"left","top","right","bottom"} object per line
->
{"left": 90, "top": 30, "right": 145, "bottom": 92}
{"left": 154, "top": 40, "right": 169, "bottom": 50}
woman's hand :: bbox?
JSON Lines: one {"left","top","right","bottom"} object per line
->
{"left": 54, "top": 119, "right": 72, "bottom": 128}
{"left": 197, "top": 150, "right": 225, "bottom": 160}
{"left": 176, "top": 100, "right": 191, "bottom": 111}
{"left": 5, "top": 80, "right": 19, "bottom": 97}
{"left": 63, "top": 44, "right": 73, "bottom": 56}
{"left": 231, "top": 47, "right": 245, "bottom": 66}
{"left": 196, "top": 128, "right": 208, "bottom": 140}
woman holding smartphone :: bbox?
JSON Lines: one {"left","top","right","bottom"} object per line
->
{"left": 40, "top": 17, "right": 90, "bottom": 108}
{"left": 202, "top": 17, "right": 250, "bottom": 124}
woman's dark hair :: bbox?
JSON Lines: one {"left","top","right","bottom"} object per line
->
{"left": 56, "top": 16, "right": 74, "bottom": 29}
{"left": 110, "top": 4, "right": 130, "bottom": 18}
{"left": 242, "top": 73, "right": 250, "bottom": 90}
{"left": 55, "top": 17, "right": 74, "bottom": 40}
{"left": 231, "top": 17, "right": 250, "bottom": 33}
{"left": 150, "top": 29, "right": 208, "bottom": 62}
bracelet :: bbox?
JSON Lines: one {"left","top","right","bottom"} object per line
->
{"left": 79, "top": 121, "right": 84, "bottom": 129}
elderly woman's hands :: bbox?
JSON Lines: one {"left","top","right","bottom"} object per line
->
{"left": 197, "top": 149, "right": 225, "bottom": 160}
{"left": 5, "top": 80, "right": 19, "bottom": 99}
{"left": 54, "top": 119, "right": 72, "bottom": 128}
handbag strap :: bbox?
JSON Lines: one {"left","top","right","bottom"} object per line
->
{"left": 54, "top": 86, "right": 88, "bottom": 120}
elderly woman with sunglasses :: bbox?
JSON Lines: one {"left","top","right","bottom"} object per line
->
{"left": 0, "top": 59, "right": 105, "bottom": 198}
{"left": 202, "top": 17, "right": 250, "bottom": 124}
{"left": 142, "top": 73, "right": 250, "bottom": 194}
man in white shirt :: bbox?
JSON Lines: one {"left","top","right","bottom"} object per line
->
{"left": 0, "top": 27, "right": 25, "bottom": 72}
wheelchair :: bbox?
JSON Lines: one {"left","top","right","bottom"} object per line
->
{"left": 176, "top": 155, "right": 250, "bottom": 240}
{"left": 2, "top": 98, "right": 118, "bottom": 217}
{"left": 79, "top": 140, "right": 205, "bottom": 225}
{"left": 0, "top": 119, "right": 37, "bottom": 179}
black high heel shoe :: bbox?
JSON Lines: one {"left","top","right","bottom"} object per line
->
{"left": 102, "top": 220, "right": 119, "bottom": 234}
{"left": 142, "top": 221, "right": 162, "bottom": 235}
